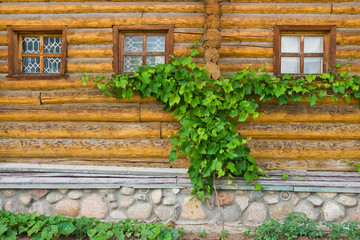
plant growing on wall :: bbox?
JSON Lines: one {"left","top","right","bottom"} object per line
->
{"left": 83, "top": 56, "right": 360, "bottom": 199}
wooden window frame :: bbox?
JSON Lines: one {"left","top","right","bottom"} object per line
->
{"left": 113, "top": 25, "right": 174, "bottom": 75}
{"left": 8, "top": 26, "right": 67, "bottom": 80}
{"left": 274, "top": 25, "right": 336, "bottom": 76}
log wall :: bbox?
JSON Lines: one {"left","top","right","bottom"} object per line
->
{"left": 0, "top": 0, "right": 359, "bottom": 173}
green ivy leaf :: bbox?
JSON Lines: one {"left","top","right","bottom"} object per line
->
{"left": 308, "top": 94, "right": 318, "bottom": 106}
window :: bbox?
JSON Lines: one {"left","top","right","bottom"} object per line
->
{"left": 8, "top": 26, "right": 67, "bottom": 79}
{"left": 274, "top": 25, "right": 336, "bottom": 76}
{"left": 113, "top": 25, "right": 174, "bottom": 74}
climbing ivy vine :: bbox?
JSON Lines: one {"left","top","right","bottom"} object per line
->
{"left": 82, "top": 57, "right": 360, "bottom": 200}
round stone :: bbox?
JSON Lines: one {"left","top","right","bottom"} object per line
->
{"left": 350, "top": 206, "right": 360, "bottom": 222}
{"left": 127, "top": 203, "right": 153, "bottom": 220}
{"left": 215, "top": 191, "right": 234, "bottom": 206}
{"left": 121, "top": 187, "right": 135, "bottom": 196}
{"left": 19, "top": 194, "right": 32, "bottom": 207}
{"left": 245, "top": 203, "right": 267, "bottom": 223}
{"left": 4, "top": 201, "right": 21, "bottom": 214}
{"left": 2, "top": 190, "right": 16, "bottom": 198}
{"left": 80, "top": 194, "right": 108, "bottom": 219}
{"left": 28, "top": 190, "right": 49, "bottom": 199}
{"left": 46, "top": 192, "right": 63, "bottom": 204}
{"left": 68, "top": 190, "right": 83, "bottom": 200}
{"left": 110, "top": 210, "right": 126, "bottom": 221}
{"left": 235, "top": 196, "right": 249, "bottom": 211}
{"left": 317, "top": 192, "right": 337, "bottom": 199}
{"left": 264, "top": 194, "right": 279, "bottom": 205}
{"left": 322, "top": 201, "right": 345, "bottom": 222}
{"left": 154, "top": 206, "right": 173, "bottom": 221}
{"left": 151, "top": 189, "right": 162, "bottom": 204}
{"left": 298, "top": 192, "right": 311, "bottom": 199}
{"left": 55, "top": 199, "right": 79, "bottom": 217}
{"left": 180, "top": 197, "right": 207, "bottom": 220}
{"left": 120, "top": 197, "right": 135, "bottom": 208}
{"left": 295, "top": 202, "right": 319, "bottom": 220}
{"left": 270, "top": 204, "right": 293, "bottom": 220}
{"left": 249, "top": 191, "right": 263, "bottom": 202}
{"left": 337, "top": 195, "right": 357, "bottom": 207}
{"left": 307, "top": 196, "right": 324, "bottom": 206}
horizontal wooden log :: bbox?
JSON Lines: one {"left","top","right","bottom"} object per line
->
{"left": 221, "top": 14, "right": 360, "bottom": 28}
{"left": 230, "top": 0, "right": 358, "bottom": 3}
{"left": 249, "top": 139, "right": 360, "bottom": 160}
{"left": 0, "top": 34, "right": 7, "bottom": 46}
{"left": 161, "top": 122, "right": 360, "bottom": 140}
{"left": 67, "top": 60, "right": 113, "bottom": 73}
{"left": 0, "top": 48, "right": 7, "bottom": 60}
{"left": 333, "top": 5, "right": 360, "bottom": 15}
{"left": 256, "top": 158, "right": 358, "bottom": 171}
{"left": 41, "top": 89, "right": 157, "bottom": 104}
{"left": 2, "top": 0, "right": 203, "bottom": 2}
{"left": 0, "top": 2, "right": 203, "bottom": 14}
{"left": 221, "top": 28, "right": 273, "bottom": 43}
{"left": 338, "top": 63, "right": 360, "bottom": 73}
{"left": 67, "top": 29, "right": 112, "bottom": 45}
{"left": 218, "top": 61, "right": 273, "bottom": 72}
{"left": 174, "top": 44, "right": 205, "bottom": 58}
{"left": 67, "top": 46, "right": 113, "bottom": 58}
{"left": 337, "top": 49, "right": 360, "bottom": 59}
{"left": 142, "top": 103, "right": 360, "bottom": 123}
{"left": 0, "top": 157, "right": 189, "bottom": 168}
{"left": 0, "top": 62, "right": 8, "bottom": 73}
{"left": 0, "top": 13, "right": 203, "bottom": 30}
{"left": 222, "top": 3, "right": 331, "bottom": 14}
{"left": 0, "top": 103, "right": 140, "bottom": 122}
{"left": 0, "top": 79, "right": 88, "bottom": 90}
{"left": 0, "top": 122, "right": 161, "bottom": 139}
{"left": 0, "top": 90, "right": 40, "bottom": 104}
{"left": 255, "top": 104, "right": 360, "bottom": 123}
{"left": 0, "top": 139, "right": 171, "bottom": 158}
{"left": 219, "top": 45, "right": 273, "bottom": 58}
{"left": 174, "top": 28, "right": 203, "bottom": 43}
{"left": 140, "top": 103, "right": 176, "bottom": 122}
{"left": 337, "top": 32, "right": 360, "bottom": 46}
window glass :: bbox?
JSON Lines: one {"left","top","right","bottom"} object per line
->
{"left": 22, "top": 57, "right": 40, "bottom": 73}
{"left": 44, "top": 37, "right": 62, "bottom": 54}
{"left": 304, "top": 36, "right": 323, "bottom": 53}
{"left": 146, "top": 36, "right": 165, "bottom": 52}
{"left": 124, "top": 56, "right": 142, "bottom": 72}
{"left": 304, "top": 57, "right": 323, "bottom": 74}
{"left": 281, "top": 36, "right": 300, "bottom": 53}
{"left": 124, "top": 36, "right": 143, "bottom": 53}
{"left": 281, "top": 57, "right": 300, "bottom": 74}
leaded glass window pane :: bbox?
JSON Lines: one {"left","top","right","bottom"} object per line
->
{"left": 44, "top": 37, "right": 62, "bottom": 54}
{"left": 304, "top": 36, "right": 323, "bottom": 53}
{"left": 304, "top": 57, "right": 322, "bottom": 74}
{"left": 124, "top": 56, "right": 142, "bottom": 72}
{"left": 146, "top": 56, "right": 165, "bottom": 67}
{"left": 124, "top": 36, "right": 143, "bottom": 53}
{"left": 281, "top": 36, "right": 300, "bottom": 53}
{"left": 44, "top": 57, "right": 61, "bottom": 73}
{"left": 281, "top": 57, "right": 300, "bottom": 74}
{"left": 146, "top": 36, "right": 165, "bottom": 52}
{"left": 22, "top": 57, "right": 40, "bottom": 73}
{"left": 22, "top": 37, "right": 40, "bottom": 53}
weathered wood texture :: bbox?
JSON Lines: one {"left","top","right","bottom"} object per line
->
{"left": 1, "top": 1, "right": 360, "bottom": 174}
{"left": 1, "top": 164, "right": 360, "bottom": 193}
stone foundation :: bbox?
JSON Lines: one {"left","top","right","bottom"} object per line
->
{"left": 1, "top": 188, "right": 360, "bottom": 226}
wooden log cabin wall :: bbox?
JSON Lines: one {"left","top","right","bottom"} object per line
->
{"left": 0, "top": 0, "right": 359, "bottom": 176}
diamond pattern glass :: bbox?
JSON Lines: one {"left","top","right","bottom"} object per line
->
{"left": 22, "top": 37, "right": 40, "bottom": 53}
{"left": 44, "top": 57, "right": 61, "bottom": 73}
{"left": 146, "top": 56, "right": 165, "bottom": 67}
{"left": 124, "top": 56, "right": 142, "bottom": 72}
{"left": 281, "top": 57, "right": 300, "bottom": 74}
{"left": 44, "top": 37, "right": 62, "bottom": 54}
{"left": 22, "top": 57, "right": 40, "bottom": 73}
{"left": 146, "top": 36, "right": 165, "bottom": 52}
{"left": 304, "top": 57, "right": 323, "bottom": 74}
{"left": 281, "top": 36, "right": 300, "bottom": 53}
{"left": 124, "top": 36, "right": 143, "bottom": 52}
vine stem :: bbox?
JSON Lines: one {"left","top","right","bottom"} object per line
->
{"left": 213, "top": 172, "right": 225, "bottom": 231}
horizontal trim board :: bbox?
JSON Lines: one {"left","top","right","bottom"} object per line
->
{"left": 0, "top": 2, "right": 204, "bottom": 14}
{"left": 1, "top": 163, "right": 360, "bottom": 192}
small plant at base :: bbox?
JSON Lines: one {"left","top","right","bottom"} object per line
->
{"left": 198, "top": 230, "right": 206, "bottom": 237}
{"left": 221, "top": 230, "right": 229, "bottom": 240}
